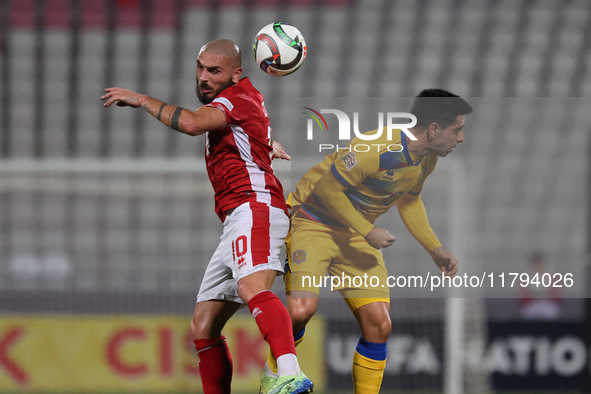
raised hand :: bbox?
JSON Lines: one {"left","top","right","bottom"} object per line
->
{"left": 101, "top": 87, "right": 143, "bottom": 108}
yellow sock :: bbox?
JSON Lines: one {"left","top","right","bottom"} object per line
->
{"left": 352, "top": 350, "right": 387, "bottom": 394}
{"left": 266, "top": 330, "right": 306, "bottom": 374}
{"left": 266, "top": 348, "right": 278, "bottom": 374}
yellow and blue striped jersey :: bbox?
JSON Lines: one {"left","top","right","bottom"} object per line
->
{"left": 293, "top": 128, "right": 441, "bottom": 252}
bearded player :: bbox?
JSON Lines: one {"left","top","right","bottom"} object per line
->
{"left": 262, "top": 89, "right": 472, "bottom": 394}
{"left": 102, "top": 39, "right": 313, "bottom": 394}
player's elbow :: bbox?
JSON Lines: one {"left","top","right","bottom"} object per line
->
{"left": 183, "top": 121, "right": 206, "bottom": 136}
{"left": 398, "top": 193, "right": 420, "bottom": 206}
{"left": 183, "top": 107, "right": 226, "bottom": 136}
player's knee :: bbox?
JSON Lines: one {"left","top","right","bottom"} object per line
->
{"left": 190, "top": 318, "right": 206, "bottom": 340}
{"left": 379, "top": 317, "right": 392, "bottom": 337}
{"left": 236, "top": 270, "right": 275, "bottom": 303}
{"left": 360, "top": 315, "right": 391, "bottom": 343}
{"left": 289, "top": 297, "right": 318, "bottom": 328}
{"left": 190, "top": 315, "right": 217, "bottom": 340}
{"left": 372, "top": 317, "right": 392, "bottom": 342}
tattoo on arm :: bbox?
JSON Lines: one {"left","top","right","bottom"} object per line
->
{"left": 141, "top": 97, "right": 191, "bottom": 134}
{"left": 170, "top": 107, "right": 183, "bottom": 131}
{"left": 157, "top": 103, "right": 166, "bottom": 121}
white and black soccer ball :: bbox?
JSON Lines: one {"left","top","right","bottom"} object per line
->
{"left": 253, "top": 22, "right": 307, "bottom": 77}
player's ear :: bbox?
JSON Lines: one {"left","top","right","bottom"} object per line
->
{"left": 428, "top": 123, "right": 439, "bottom": 138}
{"left": 232, "top": 68, "right": 242, "bottom": 84}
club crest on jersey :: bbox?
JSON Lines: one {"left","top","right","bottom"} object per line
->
{"left": 291, "top": 249, "right": 307, "bottom": 264}
{"left": 341, "top": 152, "right": 358, "bottom": 171}
{"left": 211, "top": 97, "right": 234, "bottom": 111}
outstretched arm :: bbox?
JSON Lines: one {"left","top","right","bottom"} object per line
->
{"left": 397, "top": 193, "right": 457, "bottom": 276}
{"left": 101, "top": 87, "right": 226, "bottom": 136}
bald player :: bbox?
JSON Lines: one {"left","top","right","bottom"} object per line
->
{"left": 102, "top": 39, "right": 313, "bottom": 394}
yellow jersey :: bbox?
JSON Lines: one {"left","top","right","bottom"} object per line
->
{"left": 292, "top": 129, "right": 442, "bottom": 253}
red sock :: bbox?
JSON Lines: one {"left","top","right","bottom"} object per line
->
{"left": 194, "top": 336, "right": 232, "bottom": 394}
{"left": 248, "top": 290, "right": 296, "bottom": 358}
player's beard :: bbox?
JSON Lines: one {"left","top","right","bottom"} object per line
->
{"left": 196, "top": 77, "right": 234, "bottom": 105}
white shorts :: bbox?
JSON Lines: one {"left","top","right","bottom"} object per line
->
{"left": 196, "top": 202, "right": 289, "bottom": 305}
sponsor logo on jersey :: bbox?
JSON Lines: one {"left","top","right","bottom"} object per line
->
{"left": 341, "top": 152, "right": 358, "bottom": 171}
{"left": 212, "top": 97, "right": 234, "bottom": 111}
{"left": 292, "top": 250, "right": 307, "bottom": 264}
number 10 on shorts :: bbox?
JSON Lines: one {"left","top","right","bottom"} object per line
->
{"left": 232, "top": 235, "right": 248, "bottom": 270}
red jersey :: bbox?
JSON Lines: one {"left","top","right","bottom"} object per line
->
{"left": 205, "top": 78, "right": 287, "bottom": 220}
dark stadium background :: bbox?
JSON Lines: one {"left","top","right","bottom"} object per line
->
{"left": 0, "top": 0, "right": 590, "bottom": 393}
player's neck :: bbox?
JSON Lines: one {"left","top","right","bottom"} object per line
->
{"left": 405, "top": 131, "right": 430, "bottom": 158}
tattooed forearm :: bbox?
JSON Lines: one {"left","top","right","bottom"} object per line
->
{"left": 136, "top": 95, "right": 202, "bottom": 135}
{"left": 170, "top": 107, "right": 183, "bottom": 131}
{"left": 156, "top": 103, "right": 166, "bottom": 121}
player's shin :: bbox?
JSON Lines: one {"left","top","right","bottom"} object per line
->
{"left": 266, "top": 327, "right": 306, "bottom": 374}
{"left": 352, "top": 336, "right": 387, "bottom": 394}
{"left": 194, "top": 336, "right": 233, "bottom": 394}
{"left": 248, "top": 290, "right": 301, "bottom": 376}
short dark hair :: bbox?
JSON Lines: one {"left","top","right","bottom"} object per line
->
{"left": 410, "top": 88, "right": 473, "bottom": 129}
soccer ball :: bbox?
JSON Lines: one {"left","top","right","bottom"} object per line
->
{"left": 253, "top": 22, "right": 307, "bottom": 76}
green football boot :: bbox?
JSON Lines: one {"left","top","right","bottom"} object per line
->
{"left": 267, "top": 373, "right": 314, "bottom": 394}
{"left": 259, "top": 362, "right": 279, "bottom": 394}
